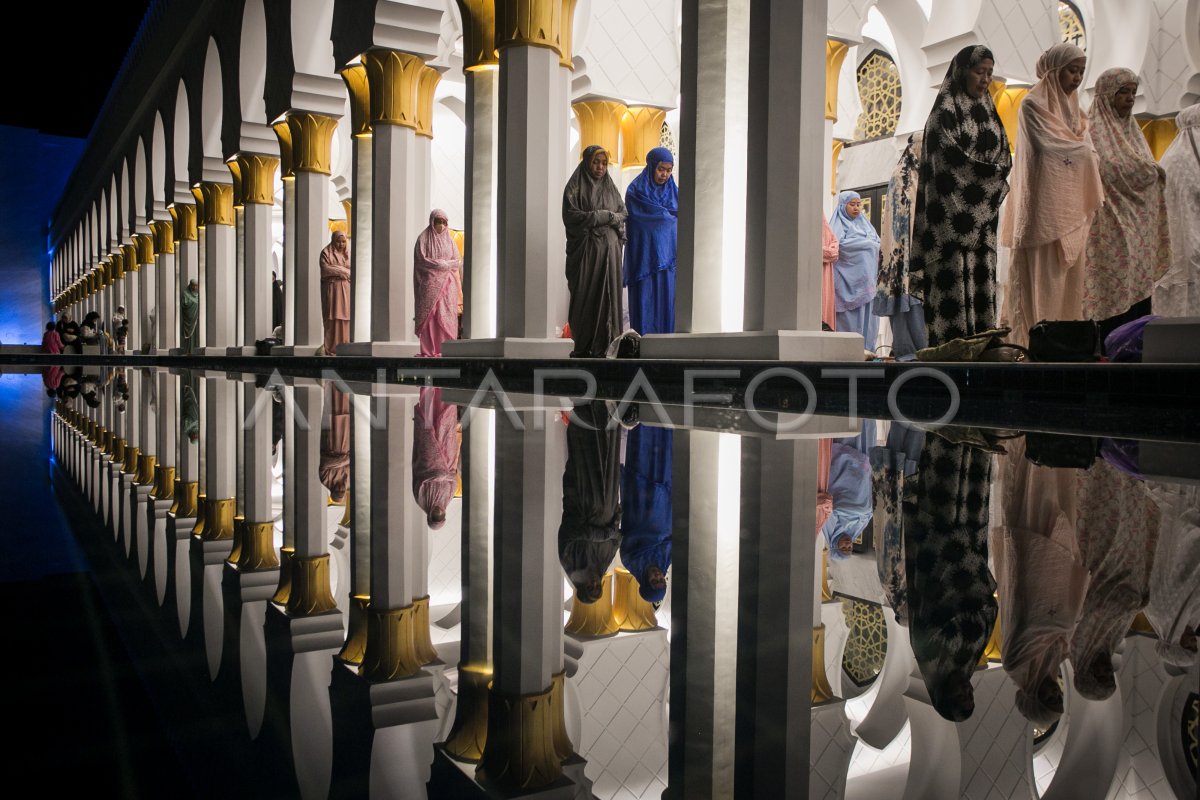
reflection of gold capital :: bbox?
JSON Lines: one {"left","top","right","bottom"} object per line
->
{"left": 457, "top": 1, "right": 498, "bottom": 71}
{"left": 111, "top": 437, "right": 126, "bottom": 465}
{"left": 100, "top": 428, "right": 112, "bottom": 455}
{"left": 416, "top": 66, "right": 441, "bottom": 139}
{"left": 476, "top": 683, "right": 565, "bottom": 790}
{"left": 272, "top": 121, "right": 294, "bottom": 178}
{"left": 191, "top": 492, "right": 208, "bottom": 535}
{"left": 150, "top": 465, "right": 175, "bottom": 500}
{"left": 286, "top": 554, "right": 338, "bottom": 616}
{"left": 122, "top": 445, "right": 140, "bottom": 475}
{"left": 573, "top": 100, "right": 626, "bottom": 163}
{"left": 229, "top": 516, "right": 245, "bottom": 564}
{"left": 237, "top": 154, "right": 280, "bottom": 205}
{"left": 336, "top": 594, "right": 371, "bottom": 666}
{"left": 445, "top": 662, "right": 493, "bottom": 762}
{"left": 363, "top": 49, "right": 424, "bottom": 128}
{"left": 173, "top": 204, "right": 198, "bottom": 241}
{"left": 612, "top": 567, "right": 658, "bottom": 631}
{"left": 122, "top": 243, "right": 138, "bottom": 274}
{"left": 826, "top": 39, "right": 850, "bottom": 122}
{"left": 201, "top": 498, "right": 236, "bottom": 541}
{"left": 272, "top": 546, "right": 295, "bottom": 605}
{"left": 286, "top": 113, "right": 338, "bottom": 175}
{"left": 978, "top": 611, "right": 1002, "bottom": 665}
{"left": 620, "top": 107, "right": 667, "bottom": 168}
{"left": 565, "top": 571, "right": 618, "bottom": 637}
{"left": 232, "top": 520, "right": 279, "bottom": 571}
{"left": 340, "top": 64, "right": 372, "bottom": 137}
{"left": 152, "top": 220, "right": 175, "bottom": 254}
{"left": 812, "top": 624, "right": 836, "bottom": 704}
{"left": 199, "top": 182, "right": 235, "bottom": 226}
{"left": 1137, "top": 116, "right": 1178, "bottom": 161}
{"left": 135, "top": 233, "right": 155, "bottom": 266}
{"left": 550, "top": 670, "right": 573, "bottom": 761}
{"left": 135, "top": 453, "right": 157, "bottom": 485}
{"left": 359, "top": 603, "right": 423, "bottom": 680}
{"left": 412, "top": 595, "right": 439, "bottom": 664}
{"left": 173, "top": 480, "right": 199, "bottom": 517}
{"left": 821, "top": 549, "right": 834, "bottom": 601}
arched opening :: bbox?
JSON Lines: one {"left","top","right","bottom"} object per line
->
{"left": 173, "top": 81, "right": 192, "bottom": 200}
{"left": 239, "top": 0, "right": 269, "bottom": 125}
{"left": 151, "top": 113, "right": 167, "bottom": 216}
{"left": 201, "top": 38, "right": 224, "bottom": 161}
{"left": 853, "top": 49, "right": 902, "bottom": 143}
{"left": 1059, "top": 2, "right": 1087, "bottom": 51}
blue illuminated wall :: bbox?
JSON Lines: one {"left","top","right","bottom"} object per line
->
{"left": 0, "top": 125, "right": 85, "bottom": 345}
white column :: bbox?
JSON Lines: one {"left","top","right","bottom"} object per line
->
{"left": 365, "top": 123, "right": 422, "bottom": 350}
{"left": 462, "top": 67, "right": 499, "bottom": 340}
{"left": 283, "top": 177, "right": 297, "bottom": 347}
{"left": 242, "top": 199, "right": 276, "bottom": 349}
{"left": 292, "top": 171, "right": 327, "bottom": 352}
{"left": 351, "top": 138, "right": 373, "bottom": 343}
{"left": 202, "top": 191, "right": 237, "bottom": 352}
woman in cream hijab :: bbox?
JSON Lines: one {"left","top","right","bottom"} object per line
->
{"left": 999, "top": 43, "right": 1102, "bottom": 346}
{"left": 1155, "top": 103, "right": 1200, "bottom": 317}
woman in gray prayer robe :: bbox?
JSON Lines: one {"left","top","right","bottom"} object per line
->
{"left": 563, "top": 144, "right": 628, "bottom": 357}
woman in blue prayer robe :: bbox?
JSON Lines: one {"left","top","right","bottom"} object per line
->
{"left": 822, "top": 419, "right": 876, "bottom": 560}
{"left": 623, "top": 147, "right": 678, "bottom": 334}
{"left": 831, "top": 190, "right": 882, "bottom": 352}
{"left": 620, "top": 425, "right": 672, "bottom": 603}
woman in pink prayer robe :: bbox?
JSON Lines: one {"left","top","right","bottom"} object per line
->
{"left": 319, "top": 230, "right": 351, "bottom": 355}
{"left": 412, "top": 387, "right": 460, "bottom": 530}
{"left": 821, "top": 216, "right": 839, "bottom": 331}
{"left": 319, "top": 385, "right": 350, "bottom": 504}
{"left": 414, "top": 209, "right": 462, "bottom": 357}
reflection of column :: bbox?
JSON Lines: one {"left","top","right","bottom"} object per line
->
{"left": 237, "top": 153, "right": 280, "bottom": 351}
{"left": 285, "top": 384, "right": 337, "bottom": 617}
{"left": 442, "top": 0, "right": 575, "bottom": 358}
{"left": 476, "top": 410, "right": 578, "bottom": 793}
{"left": 232, "top": 378, "right": 280, "bottom": 574}
{"left": 458, "top": 1, "right": 499, "bottom": 340}
{"left": 336, "top": 392, "right": 373, "bottom": 667}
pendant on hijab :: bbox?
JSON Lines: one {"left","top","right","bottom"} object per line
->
{"left": 1063, "top": 158, "right": 1073, "bottom": 166}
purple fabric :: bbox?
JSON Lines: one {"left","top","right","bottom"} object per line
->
{"left": 1100, "top": 438, "right": 1143, "bottom": 480}
{"left": 1103, "top": 314, "right": 1160, "bottom": 362}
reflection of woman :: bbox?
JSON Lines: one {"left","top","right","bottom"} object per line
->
{"left": 623, "top": 147, "right": 677, "bottom": 335}
{"left": 1084, "top": 68, "right": 1170, "bottom": 326}
{"left": 319, "top": 384, "right": 350, "bottom": 504}
{"left": 999, "top": 43, "right": 1101, "bottom": 347}
{"left": 558, "top": 402, "right": 621, "bottom": 603}
{"left": 903, "top": 436, "right": 997, "bottom": 721}
{"left": 1145, "top": 484, "right": 1200, "bottom": 668}
{"left": 412, "top": 387, "right": 459, "bottom": 530}
{"left": 320, "top": 231, "right": 351, "bottom": 355}
{"left": 910, "top": 45, "right": 1011, "bottom": 348}
{"left": 871, "top": 421, "right": 925, "bottom": 624}
{"left": 831, "top": 190, "right": 881, "bottom": 351}
{"left": 413, "top": 210, "right": 462, "bottom": 357}
{"left": 620, "top": 425, "right": 672, "bottom": 604}
{"left": 876, "top": 132, "right": 927, "bottom": 358}
{"left": 823, "top": 420, "right": 875, "bottom": 561}
{"left": 1154, "top": 103, "right": 1200, "bottom": 317}
{"left": 563, "top": 145, "right": 628, "bottom": 357}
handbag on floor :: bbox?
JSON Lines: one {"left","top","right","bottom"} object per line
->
{"left": 914, "top": 327, "right": 1027, "bottom": 362}
{"left": 1027, "top": 320, "right": 1101, "bottom": 362}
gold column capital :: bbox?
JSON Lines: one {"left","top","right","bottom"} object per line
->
{"left": 825, "top": 38, "right": 851, "bottom": 122}
{"left": 565, "top": 570, "right": 618, "bottom": 638}
{"left": 272, "top": 120, "right": 295, "bottom": 178}
{"left": 230, "top": 520, "right": 279, "bottom": 571}
{"left": 1137, "top": 116, "right": 1178, "bottom": 161}
{"left": 612, "top": 567, "right": 658, "bottom": 631}
{"left": 272, "top": 546, "right": 296, "bottom": 604}
{"left": 285, "top": 112, "right": 338, "bottom": 175}
{"left": 411, "top": 595, "right": 439, "bottom": 664}
{"left": 171, "top": 480, "right": 199, "bottom": 517}
{"left": 978, "top": 611, "right": 1002, "bottom": 665}
{"left": 573, "top": 99, "right": 626, "bottom": 162}
{"left": 190, "top": 186, "right": 207, "bottom": 228}
{"left": 226, "top": 159, "right": 244, "bottom": 207}
{"left": 135, "top": 233, "right": 155, "bottom": 266}
{"left": 416, "top": 66, "right": 442, "bottom": 138}
{"left": 198, "top": 182, "right": 235, "bottom": 226}
{"left": 445, "top": 662, "right": 493, "bottom": 762}
{"left": 191, "top": 492, "right": 208, "bottom": 535}
{"left": 336, "top": 594, "right": 371, "bottom": 666}
{"left": 620, "top": 106, "right": 667, "bottom": 169}
{"left": 812, "top": 624, "right": 837, "bottom": 704}
{"left": 236, "top": 154, "right": 280, "bottom": 205}
{"left": 111, "top": 437, "right": 126, "bottom": 465}
{"left": 457, "top": 0, "right": 498, "bottom": 70}
{"left": 831, "top": 138, "right": 846, "bottom": 196}
{"left": 495, "top": 0, "right": 576, "bottom": 66}
{"left": 199, "top": 497, "right": 235, "bottom": 541}
{"left": 122, "top": 243, "right": 138, "bottom": 274}
{"left": 994, "top": 86, "right": 1029, "bottom": 153}
{"left": 359, "top": 602, "right": 423, "bottom": 680}
{"left": 172, "top": 204, "right": 198, "bottom": 241}
{"left": 149, "top": 465, "right": 175, "bottom": 500}
{"left": 340, "top": 63, "right": 372, "bottom": 137}
{"left": 122, "top": 445, "right": 140, "bottom": 475}
{"left": 286, "top": 554, "right": 338, "bottom": 616}
{"left": 135, "top": 453, "right": 157, "bottom": 485}
{"left": 151, "top": 220, "right": 175, "bottom": 254}
{"left": 476, "top": 682, "right": 566, "bottom": 790}
{"left": 363, "top": 49, "right": 425, "bottom": 128}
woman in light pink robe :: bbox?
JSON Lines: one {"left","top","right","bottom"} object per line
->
{"left": 412, "top": 387, "right": 459, "bottom": 529}
{"left": 320, "top": 384, "right": 350, "bottom": 503}
{"left": 821, "top": 216, "right": 839, "bottom": 331}
{"left": 414, "top": 209, "right": 462, "bottom": 357}
{"left": 319, "top": 231, "right": 351, "bottom": 355}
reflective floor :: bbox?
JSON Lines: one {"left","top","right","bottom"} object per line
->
{"left": 9, "top": 362, "right": 1200, "bottom": 799}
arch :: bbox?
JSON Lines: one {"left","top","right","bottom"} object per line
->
{"left": 173, "top": 79, "right": 192, "bottom": 200}
{"left": 108, "top": 175, "right": 121, "bottom": 250}
{"left": 874, "top": 0, "right": 933, "bottom": 136}
{"left": 853, "top": 48, "right": 903, "bottom": 142}
{"left": 291, "top": 1, "right": 337, "bottom": 76}
{"left": 134, "top": 137, "right": 149, "bottom": 230}
{"left": 151, "top": 112, "right": 167, "bottom": 215}
{"left": 239, "top": 0, "right": 269, "bottom": 124}
{"left": 201, "top": 37, "right": 225, "bottom": 160}
{"left": 123, "top": 157, "right": 137, "bottom": 239}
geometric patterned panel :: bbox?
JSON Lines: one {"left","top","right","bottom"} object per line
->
{"left": 1142, "top": 0, "right": 1196, "bottom": 114}
{"left": 575, "top": 0, "right": 679, "bottom": 108}
{"left": 854, "top": 52, "right": 902, "bottom": 142}
{"left": 1059, "top": 2, "right": 1086, "bottom": 50}
{"left": 1186, "top": 693, "right": 1198, "bottom": 781}
{"left": 976, "top": 0, "right": 1060, "bottom": 86}
{"left": 842, "top": 599, "right": 888, "bottom": 688}
{"left": 957, "top": 667, "right": 1035, "bottom": 800}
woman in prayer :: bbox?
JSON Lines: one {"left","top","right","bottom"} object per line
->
{"left": 620, "top": 425, "right": 672, "bottom": 605}
{"left": 559, "top": 402, "right": 621, "bottom": 603}
{"left": 830, "top": 190, "right": 881, "bottom": 350}
{"left": 1084, "top": 68, "right": 1170, "bottom": 329}
{"left": 910, "top": 46, "right": 1012, "bottom": 348}
{"left": 319, "top": 384, "right": 350, "bottom": 505}
{"left": 821, "top": 216, "right": 839, "bottom": 331}
{"left": 79, "top": 311, "right": 101, "bottom": 345}
{"left": 42, "top": 322, "right": 63, "bottom": 354}
{"left": 1145, "top": 484, "right": 1199, "bottom": 668}
{"left": 564, "top": 145, "right": 628, "bottom": 357}
{"left": 413, "top": 209, "right": 462, "bottom": 357}
{"left": 999, "top": 43, "right": 1101, "bottom": 347}
{"left": 1155, "top": 103, "right": 1200, "bottom": 317}
{"left": 877, "top": 132, "right": 929, "bottom": 358}
{"left": 180, "top": 279, "right": 199, "bottom": 354}
{"left": 623, "top": 147, "right": 678, "bottom": 335}
{"left": 412, "top": 387, "right": 460, "bottom": 530}
{"left": 990, "top": 499, "right": 1088, "bottom": 728}
{"left": 822, "top": 420, "right": 876, "bottom": 562}
{"left": 319, "top": 230, "right": 351, "bottom": 355}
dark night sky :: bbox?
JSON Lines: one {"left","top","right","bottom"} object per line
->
{"left": 1, "top": 4, "right": 150, "bottom": 139}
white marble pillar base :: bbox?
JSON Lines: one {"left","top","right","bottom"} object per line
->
{"left": 640, "top": 330, "right": 864, "bottom": 361}
{"left": 441, "top": 337, "right": 572, "bottom": 359}
{"left": 266, "top": 603, "right": 345, "bottom": 653}
{"left": 335, "top": 341, "right": 420, "bottom": 358}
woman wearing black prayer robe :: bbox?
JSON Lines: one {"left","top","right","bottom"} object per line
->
{"left": 563, "top": 145, "right": 628, "bottom": 358}
{"left": 558, "top": 402, "right": 622, "bottom": 603}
